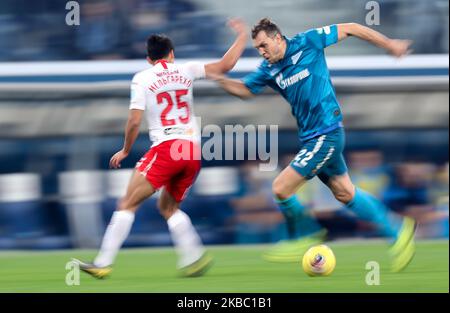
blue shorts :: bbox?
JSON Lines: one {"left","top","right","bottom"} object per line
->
{"left": 290, "top": 127, "right": 348, "bottom": 183}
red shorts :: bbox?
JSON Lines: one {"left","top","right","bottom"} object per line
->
{"left": 135, "top": 139, "right": 201, "bottom": 202}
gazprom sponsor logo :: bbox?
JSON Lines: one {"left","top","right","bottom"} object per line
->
{"left": 276, "top": 69, "right": 310, "bottom": 90}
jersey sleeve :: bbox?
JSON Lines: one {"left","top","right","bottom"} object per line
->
{"left": 183, "top": 61, "right": 206, "bottom": 80}
{"left": 129, "top": 74, "right": 146, "bottom": 111}
{"left": 304, "top": 25, "right": 338, "bottom": 50}
{"left": 242, "top": 65, "right": 270, "bottom": 95}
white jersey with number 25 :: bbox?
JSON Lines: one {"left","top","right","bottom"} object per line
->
{"left": 129, "top": 60, "right": 205, "bottom": 147}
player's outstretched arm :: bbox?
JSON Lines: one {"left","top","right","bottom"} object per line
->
{"left": 205, "top": 18, "right": 248, "bottom": 76}
{"left": 337, "top": 23, "right": 412, "bottom": 57}
{"left": 110, "top": 109, "right": 143, "bottom": 169}
{"left": 209, "top": 72, "right": 254, "bottom": 99}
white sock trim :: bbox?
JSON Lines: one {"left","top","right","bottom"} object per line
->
{"left": 114, "top": 210, "right": 135, "bottom": 222}
{"left": 167, "top": 210, "right": 188, "bottom": 229}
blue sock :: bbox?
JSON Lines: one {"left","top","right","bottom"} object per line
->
{"left": 346, "top": 188, "right": 402, "bottom": 240}
{"left": 275, "top": 195, "right": 322, "bottom": 239}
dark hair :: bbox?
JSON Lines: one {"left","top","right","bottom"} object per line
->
{"left": 251, "top": 18, "right": 282, "bottom": 39}
{"left": 146, "top": 34, "right": 174, "bottom": 60}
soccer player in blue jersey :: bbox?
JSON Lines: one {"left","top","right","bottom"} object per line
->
{"left": 213, "top": 18, "right": 415, "bottom": 272}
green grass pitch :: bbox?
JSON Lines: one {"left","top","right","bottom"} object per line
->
{"left": 0, "top": 240, "right": 447, "bottom": 292}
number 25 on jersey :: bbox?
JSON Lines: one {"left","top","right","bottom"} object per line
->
{"left": 157, "top": 89, "right": 190, "bottom": 126}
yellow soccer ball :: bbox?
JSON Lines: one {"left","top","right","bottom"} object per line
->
{"left": 302, "top": 244, "right": 336, "bottom": 276}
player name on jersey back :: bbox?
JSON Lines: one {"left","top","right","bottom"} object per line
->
{"left": 149, "top": 69, "right": 193, "bottom": 92}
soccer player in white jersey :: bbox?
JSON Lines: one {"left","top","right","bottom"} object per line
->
{"left": 73, "top": 19, "right": 248, "bottom": 278}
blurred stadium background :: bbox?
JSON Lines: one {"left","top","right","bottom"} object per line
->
{"left": 0, "top": 0, "right": 448, "bottom": 253}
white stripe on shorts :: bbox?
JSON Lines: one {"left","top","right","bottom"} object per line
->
{"left": 314, "top": 147, "right": 335, "bottom": 172}
{"left": 312, "top": 135, "right": 326, "bottom": 154}
{"left": 141, "top": 152, "right": 158, "bottom": 177}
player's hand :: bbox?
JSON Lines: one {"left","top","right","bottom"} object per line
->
{"left": 109, "top": 149, "right": 129, "bottom": 169}
{"left": 227, "top": 18, "right": 248, "bottom": 37}
{"left": 387, "top": 39, "right": 413, "bottom": 58}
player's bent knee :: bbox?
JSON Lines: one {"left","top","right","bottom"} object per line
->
{"left": 158, "top": 196, "right": 179, "bottom": 218}
{"left": 117, "top": 197, "right": 140, "bottom": 213}
{"left": 272, "top": 180, "right": 292, "bottom": 200}
{"left": 333, "top": 189, "right": 355, "bottom": 204}
{"left": 117, "top": 198, "right": 128, "bottom": 211}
